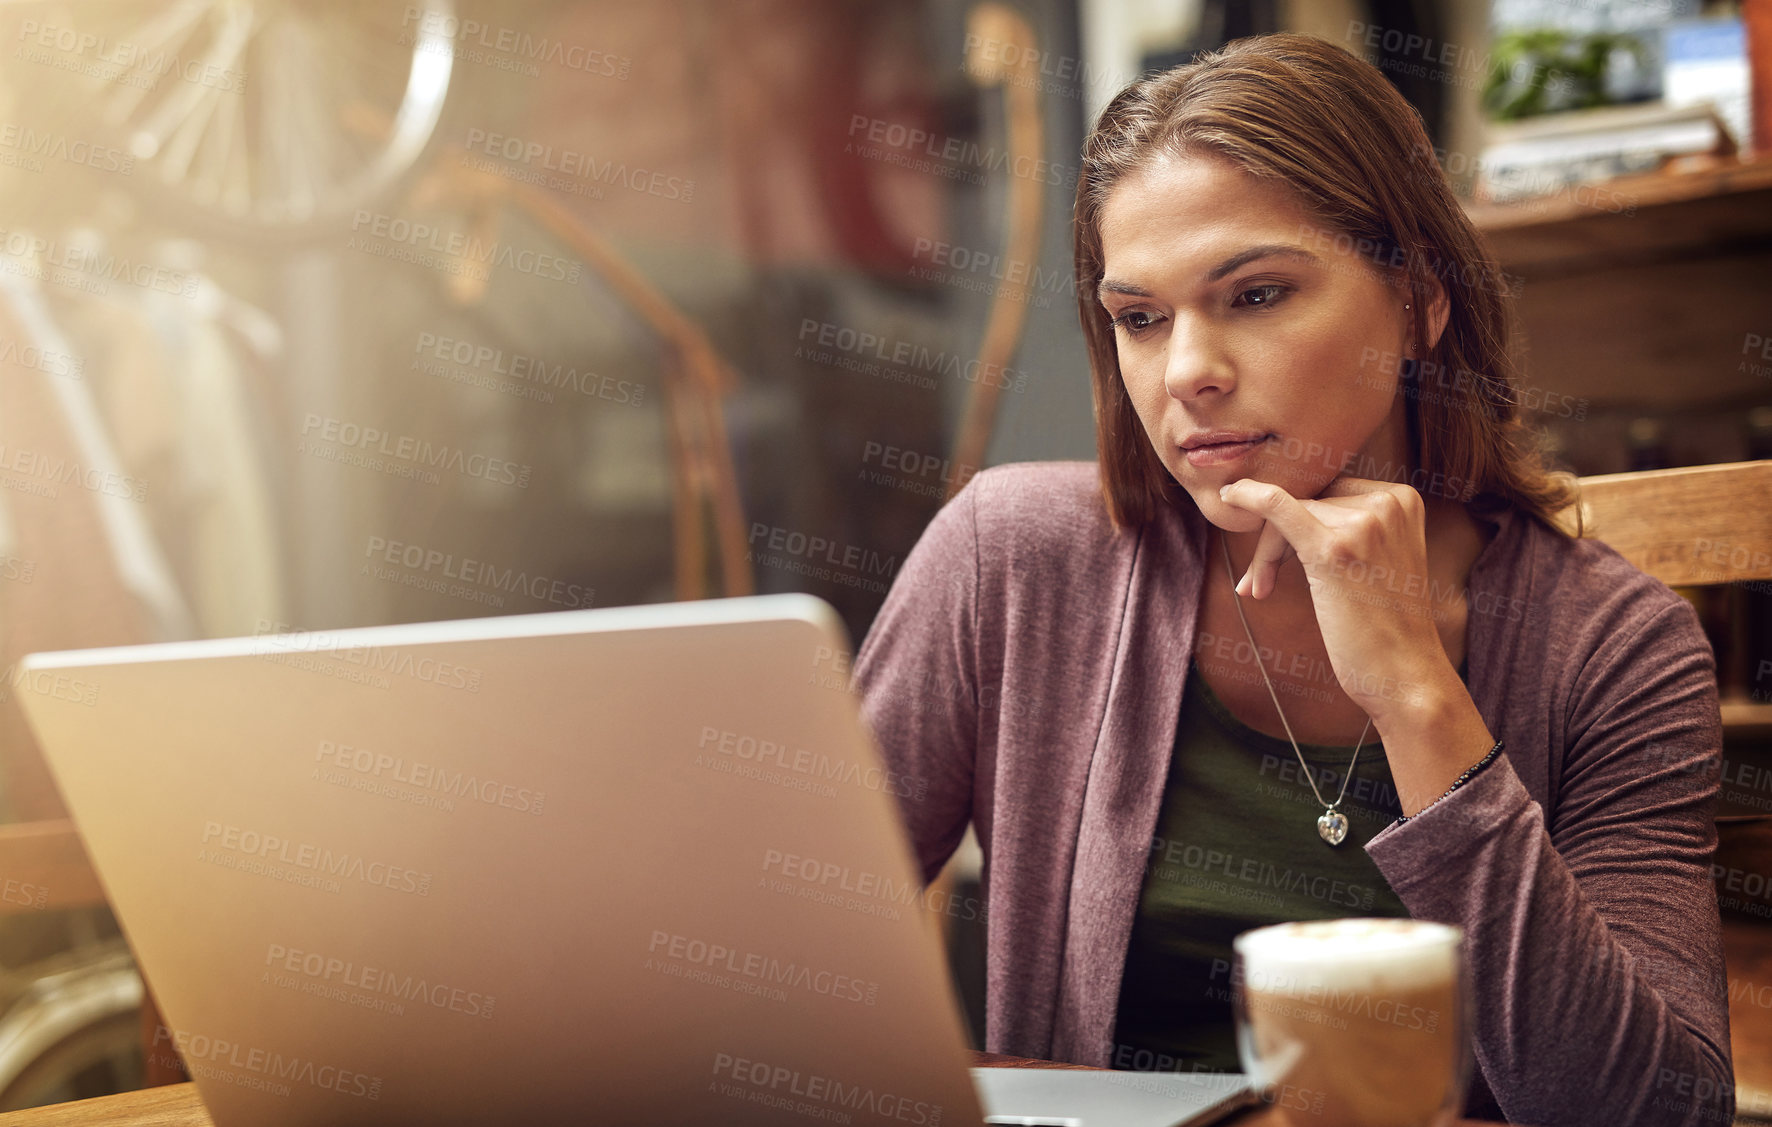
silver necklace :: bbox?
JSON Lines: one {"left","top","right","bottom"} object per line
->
{"left": 1217, "top": 532, "right": 1371, "bottom": 846}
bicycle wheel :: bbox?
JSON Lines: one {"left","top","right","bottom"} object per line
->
{"left": 7, "top": 0, "right": 455, "bottom": 240}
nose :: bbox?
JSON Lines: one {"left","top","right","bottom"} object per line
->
{"left": 1163, "top": 314, "right": 1235, "bottom": 401}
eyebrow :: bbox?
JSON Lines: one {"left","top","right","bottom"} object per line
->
{"left": 1097, "top": 244, "right": 1320, "bottom": 303}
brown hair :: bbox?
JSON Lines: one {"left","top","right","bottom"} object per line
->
{"left": 1074, "top": 33, "right": 1583, "bottom": 538}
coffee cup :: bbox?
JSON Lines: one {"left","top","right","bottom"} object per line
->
{"left": 1231, "top": 918, "right": 1470, "bottom": 1127}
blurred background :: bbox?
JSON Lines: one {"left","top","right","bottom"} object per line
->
{"left": 0, "top": 0, "right": 1767, "bottom": 1114}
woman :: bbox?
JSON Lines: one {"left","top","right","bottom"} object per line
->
{"left": 853, "top": 33, "right": 1731, "bottom": 1127}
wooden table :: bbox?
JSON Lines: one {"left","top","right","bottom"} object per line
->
{"left": 0, "top": 1052, "right": 1506, "bottom": 1125}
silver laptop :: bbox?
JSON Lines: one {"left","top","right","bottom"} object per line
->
{"left": 17, "top": 593, "right": 1254, "bottom": 1126}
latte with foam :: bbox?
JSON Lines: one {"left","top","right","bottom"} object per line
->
{"left": 1232, "top": 918, "right": 1468, "bottom": 1127}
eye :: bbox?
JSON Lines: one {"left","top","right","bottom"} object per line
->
{"left": 1233, "top": 283, "right": 1291, "bottom": 309}
{"left": 1109, "top": 310, "right": 1161, "bottom": 337}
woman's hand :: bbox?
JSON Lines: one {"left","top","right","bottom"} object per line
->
{"left": 1216, "top": 474, "right": 1455, "bottom": 728}
{"left": 1218, "top": 473, "right": 1498, "bottom": 816}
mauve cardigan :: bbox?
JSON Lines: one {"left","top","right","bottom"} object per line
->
{"left": 852, "top": 460, "right": 1733, "bottom": 1127}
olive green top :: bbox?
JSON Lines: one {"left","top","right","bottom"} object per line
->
{"left": 1110, "top": 656, "right": 1468, "bottom": 1074}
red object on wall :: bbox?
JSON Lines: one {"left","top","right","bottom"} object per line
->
{"left": 1748, "top": 0, "right": 1772, "bottom": 154}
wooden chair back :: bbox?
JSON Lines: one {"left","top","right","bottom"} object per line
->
{"left": 1569, "top": 459, "right": 1772, "bottom": 586}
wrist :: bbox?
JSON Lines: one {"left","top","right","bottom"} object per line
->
{"left": 1370, "top": 669, "right": 1496, "bottom": 817}
{"left": 1360, "top": 659, "right": 1466, "bottom": 737}
{"left": 1395, "top": 739, "right": 1506, "bottom": 827}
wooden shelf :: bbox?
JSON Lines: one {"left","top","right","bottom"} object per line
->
{"left": 1726, "top": 696, "right": 1772, "bottom": 737}
{"left": 1466, "top": 157, "right": 1772, "bottom": 275}
{"left": 1459, "top": 157, "right": 1772, "bottom": 412}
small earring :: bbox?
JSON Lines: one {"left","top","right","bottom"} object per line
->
{"left": 1404, "top": 303, "right": 1411, "bottom": 311}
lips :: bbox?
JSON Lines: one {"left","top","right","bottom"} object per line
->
{"left": 1182, "top": 433, "right": 1270, "bottom": 468}
{"left": 1181, "top": 430, "right": 1270, "bottom": 450}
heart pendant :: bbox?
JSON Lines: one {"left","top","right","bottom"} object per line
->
{"left": 1317, "top": 810, "right": 1349, "bottom": 846}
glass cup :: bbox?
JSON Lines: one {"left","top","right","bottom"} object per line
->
{"left": 1231, "top": 918, "right": 1471, "bottom": 1127}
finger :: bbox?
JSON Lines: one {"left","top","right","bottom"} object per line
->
{"left": 1317, "top": 477, "right": 1428, "bottom": 532}
{"left": 1219, "top": 479, "right": 1331, "bottom": 572}
{"left": 1239, "top": 518, "right": 1293, "bottom": 600}
{"left": 1315, "top": 474, "right": 1395, "bottom": 499}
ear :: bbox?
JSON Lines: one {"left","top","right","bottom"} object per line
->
{"left": 1419, "top": 274, "right": 1450, "bottom": 352}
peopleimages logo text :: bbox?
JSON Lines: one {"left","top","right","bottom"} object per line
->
{"left": 349, "top": 211, "right": 581, "bottom": 284}
{"left": 152, "top": 1026, "right": 380, "bottom": 1101}
{"left": 300, "top": 415, "right": 530, "bottom": 488}
{"left": 399, "top": 7, "right": 631, "bottom": 78}
{"left": 315, "top": 739, "right": 545, "bottom": 815}
{"left": 363, "top": 536, "right": 591, "bottom": 610}
{"left": 648, "top": 931, "right": 879, "bottom": 1005}
{"left": 14, "top": 20, "right": 248, "bottom": 93}
{"left": 0, "top": 123, "right": 134, "bottom": 174}
{"left": 200, "top": 822, "right": 432, "bottom": 896}
{"left": 0, "top": 229, "right": 196, "bottom": 298}
{"left": 698, "top": 726, "right": 927, "bottom": 802}
{"left": 252, "top": 620, "right": 483, "bottom": 694}
{"left": 264, "top": 943, "right": 494, "bottom": 1019}
{"left": 461, "top": 129, "right": 692, "bottom": 200}
{"left": 712, "top": 1052, "right": 942, "bottom": 1125}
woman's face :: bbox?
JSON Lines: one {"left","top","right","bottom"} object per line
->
{"left": 1096, "top": 151, "right": 1421, "bottom": 534}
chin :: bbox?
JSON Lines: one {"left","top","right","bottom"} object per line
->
{"left": 1213, "top": 507, "right": 1267, "bottom": 534}
{"left": 1195, "top": 493, "right": 1266, "bottom": 534}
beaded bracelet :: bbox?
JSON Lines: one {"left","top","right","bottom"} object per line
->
{"left": 1394, "top": 738, "right": 1505, "bottom": 826}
